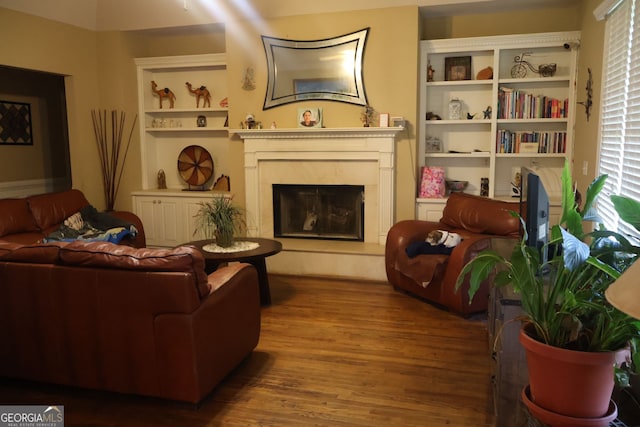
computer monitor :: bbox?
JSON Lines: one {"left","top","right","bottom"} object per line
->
{"left": 520, "top": 167, "right": 550, "bottom": 262}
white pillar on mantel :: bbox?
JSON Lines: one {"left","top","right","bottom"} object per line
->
{"left": 234, "top": 127, "right": 402, "bottom": 246}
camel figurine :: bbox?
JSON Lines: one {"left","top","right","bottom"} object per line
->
{"left": 151, "top": 81, "right": 176, "bottom": 109}
{"left": 185, "top": 82, "right": 211, "bottom": 108}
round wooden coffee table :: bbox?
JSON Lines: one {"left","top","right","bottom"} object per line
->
{"left": 186, "top": 238, "right": 282, "bottom": 306}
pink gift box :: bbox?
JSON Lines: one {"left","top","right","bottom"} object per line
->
{"left": 419, "top": 166, "right": 446, "bottom": 198}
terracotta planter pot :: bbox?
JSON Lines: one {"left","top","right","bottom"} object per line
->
{"left": 521, "top": 385, "right": 618, "bottom": 427}
{"left": 519, "top": 326, "right": 627, "bottom": 418}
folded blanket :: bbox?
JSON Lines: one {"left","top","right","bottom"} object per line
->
{"left": 405, "top": 241, "right": 453, "bottom": 258}
{"left": 44, "top": 205, "right": 137, "bottom": 244}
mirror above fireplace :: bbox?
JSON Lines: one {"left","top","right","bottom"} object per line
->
{"left": 261, "top": 28, "right": 369, "bottom": 109}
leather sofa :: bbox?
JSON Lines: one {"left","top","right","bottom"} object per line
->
{"left": 0, "top": 189, "right": 145, "bottom": 248}
{"left": 385, "top": 192, "right": 521, "bottom": 315}
{"left": 0, "top": 240, "right": 261, "bottom": 403}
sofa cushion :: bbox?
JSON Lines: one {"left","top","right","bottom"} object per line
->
{"left": 0, "top": 241, "right": 24, "bottom": 257}
{"left": 0, "top": 198, "right": 39, "bottom": 237}
{"left": 27, "top": 189, "right": 89, "bottom": 231}
{"left": 0, "top": 242, "right": 67, "bottom": 263}
{"left": 58, "top": 241, "right": 210, "bottom": 298}
{"left": 439, "top": 192, "right": 521, "bottom": 237}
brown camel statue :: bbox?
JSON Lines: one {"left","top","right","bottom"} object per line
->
{"left": 151, "top": 81, "right": 176, "bottom": 109}
{"left": 185, "top": 82, "right": 211, "bottom": 108}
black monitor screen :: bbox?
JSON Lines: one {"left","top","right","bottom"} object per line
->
{"left": 520, "top": 167, "right": 550, "bottom": 261}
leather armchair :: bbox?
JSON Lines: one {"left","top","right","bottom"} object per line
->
{"left": 385, "top": 192, "right": 522, "bottom": 315}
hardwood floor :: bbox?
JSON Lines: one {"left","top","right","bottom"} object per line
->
{"left": 0, "top": 275, "right": 495, "bottom": 426}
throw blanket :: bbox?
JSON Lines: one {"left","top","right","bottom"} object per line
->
{"left": 44, "top": 205, "right": 138, "bottom": 244}
{"left": 405, "top": 241, "right": 454, "bottom": 258}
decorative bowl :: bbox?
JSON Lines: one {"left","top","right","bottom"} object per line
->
{"left": 446, "top": 180, "right": 468, "bottom": 192}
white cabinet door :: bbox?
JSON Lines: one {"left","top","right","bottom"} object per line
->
{"left": 134, "top": 195, "right": 181, "bottom": 247}
{"left": 133, "top": 192, "right": 230, "bottom": 247}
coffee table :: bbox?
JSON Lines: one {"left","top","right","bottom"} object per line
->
{"left": 186, "top": 238, "right": 282, "bottom": 306}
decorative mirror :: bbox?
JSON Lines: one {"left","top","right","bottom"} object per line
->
{"left": 262, "top": 28, "right": 369, "bottom": 109}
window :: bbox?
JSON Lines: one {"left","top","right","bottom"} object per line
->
{"left": 598, "top": 0, "right": 640, "bottom": 239}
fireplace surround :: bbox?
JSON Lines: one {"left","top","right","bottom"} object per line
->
{"left": 236, "top": 127, "right": 401, "bottom": 280}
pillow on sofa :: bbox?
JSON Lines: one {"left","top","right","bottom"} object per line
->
{"left": 59, "top": 241, "right": 210, "bottom": 298}
{"left": 439, "top": 192, "right": 521, "bottom": 237}
{"left": 0, "top": 198, "right": 39, "bottom": 237}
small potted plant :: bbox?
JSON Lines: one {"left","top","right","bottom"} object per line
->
{"left": 456, "top": 161, "right": 640, "bottom": 424}
{"left": 194, "top": 196, "right": 245, "bottom": 248}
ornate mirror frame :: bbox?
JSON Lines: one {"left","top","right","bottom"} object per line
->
{"left": 262, "top": 28, "right": 369, "bottom": 109}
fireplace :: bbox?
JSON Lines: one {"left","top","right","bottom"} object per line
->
{"left": 239, "top": 128, "right": 400, "bottom": 246}
{"left": 237, "top": 128, "right": 401, "bottom": 280}
{"left": 273, "top": 184, "right": 364, "bottom": 241}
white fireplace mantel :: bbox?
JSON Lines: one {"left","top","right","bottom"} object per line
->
{"left": 233, "top": 127, "right": 403, "bottom": 140}
{"left": 236, "top": 127, "right": 402, "bottom": 245}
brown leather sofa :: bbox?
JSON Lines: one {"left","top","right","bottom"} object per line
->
{"left": 385, "top": 192, "right": 521, "bottom": 315}
{"left": 0, "top": 240, "right": 261, "bottom": 403}
{"left": 0, "top": 189, "right": 145, "bottom": 248}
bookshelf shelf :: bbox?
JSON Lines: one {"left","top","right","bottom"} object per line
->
{"left": 417, "top": 31, "right": 580, "bottom": 219}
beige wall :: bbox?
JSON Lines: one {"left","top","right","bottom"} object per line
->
{"left": 226, "top": 6, "right": 419, "bottom": 220}
{"left": 0, "top": 8, "right": 102, "bottom": 203}
{"left": 574, "top": 0, "right": 605, "bottom": 193}
{"left": 0, "top": 3, "right": 604, "bottom": 217}
{"left": 422, "top": 6, "right": 581, "bottom": 39}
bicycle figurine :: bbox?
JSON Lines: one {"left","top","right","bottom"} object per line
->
{"left": 511, "top": 52, "right": 557, "bottom": 78}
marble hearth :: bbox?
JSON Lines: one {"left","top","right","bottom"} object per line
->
{"left": 236, "top": 128, "right": 401, "bottom": 281}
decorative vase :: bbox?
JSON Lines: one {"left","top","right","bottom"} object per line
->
{"left": 215, "top": 228, "right": 234, "bottom": 248}
{"left": 519, "top": 326, "right": 628, "bottom": 418}
{"left": 521, "top": 385, "right": 618, "bottom": 427}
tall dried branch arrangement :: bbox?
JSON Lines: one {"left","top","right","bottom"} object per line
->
{"left": 91, "top": 110, "right": 138, "bottom": 211}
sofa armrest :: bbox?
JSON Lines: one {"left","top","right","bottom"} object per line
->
{"left": 153, "top": 263, "right": 260, "bottom": 403}
{"left": 110, "top": 210, "right": 146, "bottom": 248}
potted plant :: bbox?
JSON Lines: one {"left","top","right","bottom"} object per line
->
{"left": 194, "top": 196, "right": 245, "bottom": 248}
{"left": 456, "top": 161, "right": 640, "bottom": 425}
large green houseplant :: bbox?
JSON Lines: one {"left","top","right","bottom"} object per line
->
{"left": 455, "top": 162, "right": 640, "bottom": 422}
{"left": 194, "top": 196, "right": 245, "bottom": 247}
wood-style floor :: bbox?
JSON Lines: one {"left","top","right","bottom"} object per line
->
{"left": 0, "top": 275, "right": 495, "bottom": 426}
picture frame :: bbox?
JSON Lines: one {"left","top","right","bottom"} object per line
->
{"left": 391, "top": 116, "right": 405, "bottom": 128}
{"left": 425, "top": 136, "right": 443, "bottom": 153}
{"left": 0, "top": 100, "right": 33, "bottom": 145}
{"left": 445, "top": 56, "right": 472, "bottom": 81}
{"left": 298, "top": 107, "right": 323, "bottom": 128}
{"left": 379, "top": 113, "right": 389, "bottom": 127}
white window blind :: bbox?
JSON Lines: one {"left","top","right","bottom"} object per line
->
{"left": 598, "top": 0, "right": 640, "bottom": 239}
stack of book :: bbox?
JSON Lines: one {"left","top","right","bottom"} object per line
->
{"left": 498, "top": 87, "right": 568, "bottom": 119}
{"left": 496, "top": 130, "right": 567, "bottom": 154}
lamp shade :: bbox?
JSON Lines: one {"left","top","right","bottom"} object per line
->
{"left": 605, "top": 260, "right": 640, "bottom": 319}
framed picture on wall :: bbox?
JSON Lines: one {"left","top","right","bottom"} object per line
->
{"left": 0, "top": 100, "right": 33, "bottom": 145}
{"left": 298, "top": 107, "right": 323, "bottom": 128}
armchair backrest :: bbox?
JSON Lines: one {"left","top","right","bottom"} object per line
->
{"left": 439, "top": 192, "right": 521, "bottom": 238}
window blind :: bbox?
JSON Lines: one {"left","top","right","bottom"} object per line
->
{"left": 598, "top": 0, "right": 640, "bottom": 239}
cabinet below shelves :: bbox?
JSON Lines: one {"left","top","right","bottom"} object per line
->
{"left": 416, "top": 197, "right": 562, "bottom": 225}
{"left": 132, "top": 190, "right": 229, "bottom": 247}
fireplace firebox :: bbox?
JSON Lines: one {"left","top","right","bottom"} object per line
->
{"left": 273, "top": 184, "right": 364, "bottom": 241}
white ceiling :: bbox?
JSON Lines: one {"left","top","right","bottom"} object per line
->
{"left": 0, "top": 0, "right": 580, "bottom": 31}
